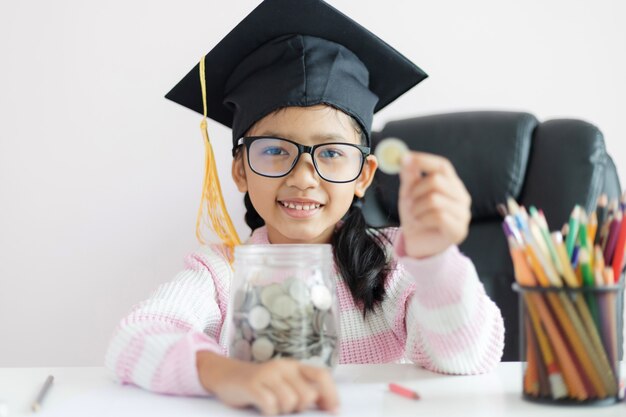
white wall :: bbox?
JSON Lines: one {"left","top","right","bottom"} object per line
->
{"left": 1, "top": 0, "right": 624, "bottom": 366}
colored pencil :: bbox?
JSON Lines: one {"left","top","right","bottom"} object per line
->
{"left": 524, "top": 293, "right": 570, "bottom": 399}
{"left": 551, "top": 232, "right": 579, "bottom": 287}
{"left": 566, "top": 206, "right": 581, "bottom": 259}
{"left": 600, "top": 200, "right": 618, "bottom": 251}
{"left": 503, "top": 198, "right": 625, "bottom": 400}
{"left": 588, "top": 211, "right": 598, "bottom": 250}
{"left": 594, "top": 194, "right": 608, "bottom": 246}
{"left": 604, "top": 212, "right": 622, "bottom": 266}
{"left": 602, "top": 268, "right": 619, "bottom": 376}
{"left": 546, "top": 291, "right": 611, "bottom": 397}
{"left": 611, "top": 210, "right": 626, "bottom": 281}
{"left": 524, "top": 319, "right": 541, "bottom": 396}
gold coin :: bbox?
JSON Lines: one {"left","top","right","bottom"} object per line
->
{"left": 375, "top": 137, "right": 409, "bottom": 174}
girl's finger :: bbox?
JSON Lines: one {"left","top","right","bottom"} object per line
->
{"left": 283, "top": 371, "right": 319, "bottom": 412}
{"left": 410, "top": 207, "right": 469, "bottom": 241}
{"left": 299, "top": 365, "right": 340, "bottom": 413}
{"left": 404, "top": 189, "right": 460, "bottom": 220}
{"left": 264, "top": 378, "right": 300, "bottom": 415}
{"left": 400, "top": 170, "right": 449, "bottom": 202}
{"left": 400, "top": 152, "right": 456, "bottom": 180}
{"left": 249, "top": 385, "right": 279, "bottom": 416}
{"left": 400, "top": 173, "right": 461, "bottom": 212}
{"left": 401, "top": 171, "right": 470, "bottom": 210}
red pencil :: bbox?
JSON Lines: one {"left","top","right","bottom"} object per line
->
{"left": 612, "top": 210, "right": 626, "bottom": 282}
{"left": 388, "top": 383, "right": 420, "bottom": 400}
{"left": 604, "top": 212, "right": 622, "bottom": 266}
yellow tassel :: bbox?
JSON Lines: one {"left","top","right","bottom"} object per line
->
{"left": 195, "top": 55, "right": 241, "bottom": 262}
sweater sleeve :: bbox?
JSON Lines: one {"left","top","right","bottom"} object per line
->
{"left": 104, "top": 246, "right": 232, "bottom": 396}
{"left": 392, "top": 231, "right": 505, "bottom": 374}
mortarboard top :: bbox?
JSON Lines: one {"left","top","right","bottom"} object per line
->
{"left": 165, "top": 0, "right": 428, "bottom": 148}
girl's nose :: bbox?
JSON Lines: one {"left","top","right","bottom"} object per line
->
{"left": 284, "top": 153, "right": 319, "bottom": 189}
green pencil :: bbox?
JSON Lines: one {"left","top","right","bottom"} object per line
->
{"left": 566, "top": 206, "right": 581, "bottom": 259}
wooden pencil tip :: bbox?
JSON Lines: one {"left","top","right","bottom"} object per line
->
{"left": 496, "top": 203, "right": 508, "bottom": 218}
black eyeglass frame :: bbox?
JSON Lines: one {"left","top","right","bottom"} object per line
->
{"left": 236, "top": 136, "right": 371, "bottom": 184}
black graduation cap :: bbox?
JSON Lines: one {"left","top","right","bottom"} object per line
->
{"left": 165, "top": 0, "right": 427, "bottom": 148}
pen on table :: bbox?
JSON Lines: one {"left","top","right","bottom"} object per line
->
{"left": 388, "top": 383, "right": 420, "bottom": 400}
{"left": 31, "top": 375, "right": 54, "bottom": 412}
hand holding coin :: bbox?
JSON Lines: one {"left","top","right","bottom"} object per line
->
{"left": 376, "top": 138, "right": 471, "bottom": 259}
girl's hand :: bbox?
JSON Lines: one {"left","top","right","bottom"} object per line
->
{"left": 398, "top": 152, "right": 471, "bottom": 259}
{"left": 197, "top": 352, "right": 339, "bottom": 415}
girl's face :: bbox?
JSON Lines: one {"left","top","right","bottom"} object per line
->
{"left": 232, "top": 105, "right": 378, "bottom": 244}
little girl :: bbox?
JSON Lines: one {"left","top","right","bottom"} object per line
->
{"left": 105, "top": 0, "right": 504, "bottom": 415}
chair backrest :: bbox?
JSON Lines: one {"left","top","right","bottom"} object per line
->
{"left": 363, "top": 111, "right": 622, "bottom": 360}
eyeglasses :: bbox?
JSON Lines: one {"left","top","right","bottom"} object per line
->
{"left": 237, "top": 136, "right": 370, "bottom": 183}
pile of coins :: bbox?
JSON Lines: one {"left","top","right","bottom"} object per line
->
{"left": 230, "top": 277, "right": 338, "bottom": 367}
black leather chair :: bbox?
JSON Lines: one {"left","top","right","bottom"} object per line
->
{"left": 363, "top": 111, "right": 622, "bottom": 361}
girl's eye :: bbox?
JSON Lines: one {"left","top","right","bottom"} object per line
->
{"left": 262, "top": 147, "right": 288, "bottom": 156}
{"left": 318, "top": 148, "right": 344, "bottom": 159}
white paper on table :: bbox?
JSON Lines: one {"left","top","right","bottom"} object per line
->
{"left": 37, "top": 381, "right": 388, "bottom": 417}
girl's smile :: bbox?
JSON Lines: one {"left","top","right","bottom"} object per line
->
{"left": 277, "top": 198, "right": 324, "bottom": 218}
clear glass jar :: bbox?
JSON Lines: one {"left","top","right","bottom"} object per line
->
{"left": 228, "top": 244, "right": 339, "bottom": 368}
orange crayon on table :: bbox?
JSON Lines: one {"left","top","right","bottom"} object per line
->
{"left": 388, "top": 383, "right": 420, "bottom": 400}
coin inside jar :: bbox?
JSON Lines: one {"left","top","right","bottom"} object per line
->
{"left": 231, "top": 277, "right": 337, "bottom": 367}
{"left": 310, "top": 285, "right": 332, "bottom": 310}
{"left": 288, "top": 280, "right": 310, "bottom": 304}
{"left": 248, "top": 305, "right": 271, "bottom": 330}
{"left": 233, "top": 339, "right": 252, "bottom": 361}
{"left": 260, "top": 283, "right": 285, "bottom": 308}
{"left": 270, "top": 294, "right": 297, "bottom": 318}
{"left": 251, "top": 337, "right": 275, "bottom": 361}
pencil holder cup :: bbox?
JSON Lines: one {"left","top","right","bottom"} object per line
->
{"left": 513, "top": 280, "right": 624, "bottom": 405}
{"left": 228, "top": 244, "right": 339, "bottom": 368}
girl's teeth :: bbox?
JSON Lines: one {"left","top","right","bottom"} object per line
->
{"left": 281, "top": 202, "right": 320, "bottom": 210}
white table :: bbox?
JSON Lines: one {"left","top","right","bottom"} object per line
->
{"left": 0, "top": 363, "right": 623, "bottom": 416}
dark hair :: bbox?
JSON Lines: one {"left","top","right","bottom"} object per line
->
{"left": 238, "top": 108, "right": 391, "bottom": 315}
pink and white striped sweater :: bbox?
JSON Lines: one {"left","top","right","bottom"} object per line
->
{"left": 105, "top": 226, "right": 504, "bottom": 396}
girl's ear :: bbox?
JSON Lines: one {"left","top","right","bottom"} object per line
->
{"left": 232, "top": 151, "right": 248, "bottom": 193}
{"left": 354, "top": 155, "right": 378, "bottom": 198}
